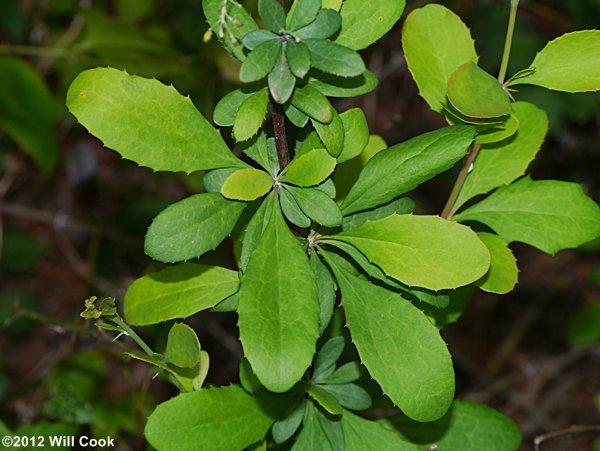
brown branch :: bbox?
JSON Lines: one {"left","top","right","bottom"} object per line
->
{"left": 534, "top": 424, "right": 600, "bottom": 451}
{"left": 269, "top": 98, "right": 290, "bottom": 170}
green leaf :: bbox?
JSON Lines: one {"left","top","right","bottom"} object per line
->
{"left": 319, "top": 362, "right": 361, "bottom": 385}
{"left": 308, "top": 70, "right": 379, "bottom": 97}
{"left": 242, "top": 132, "right": 280, "bottom": 176}
{"left": 282, "top": 148, "right": 337, "bottom": 187}
{"left": 304, "top": 39, "right": 365, "bottom": 78}
{"left": 221, "top": 168, "right": 273, "bottom": 201}
{"left": 240, "top": 194, "right": 276, "bottom": 271}
{"left": 322, "top": 0, "right": 342, "bottom": 10}
{"left": 342, "top": 411, "right": 415, "bottom": 451}
{"left": 145, "top": 386, "right": 284, "bottom": 451}
{"left": 0, "top": 57, "right": 58, "bottom": 172}
{"left": 259, "top": 0, "right": 286, "bottom": 32}
{"left": 341, "top": 125, "right": 475, "bottom": 215}
{"left": 292, "top": 403, "right": 332, "bottom": 450}
{"left": 291, "top": 84, "right": 333, "bottom": 123}
{"left": 328, "top": 267, "right": 455, "bottom": 421}
{"left": 334, "top": 0, "right": 405, "bottom": 51}
{"left": 456, "top": 102, "right": 548, "bottom": 210}
{"left": 342, "top": 198, "right": 416, "bottom": 231}
{"left": 233, "top": 88, "right": 269, "bottom": 142}
{"left": 474, "top": 113, "right": 519, "bottom": 145}
{"left": 280, "top": 188, "right": 312, "bottom": 228}
{"left": 67, "top": 68, "right": 244, "bottom": 172}
{"left": 328, "top": 215, "right": 490, "bottom": 290}
{"left": 145, "top": 193, "right": 246, "bottom": 262}
{"left": 286, "top": 186, "right": 343, "bottom": 227}
{"left": 165, "top": 323, "right": 201, "bottom": 368}
{"left": 272, "top": 399, "right": 307, "bottom": 444}
{"left": 295, "top": 10, "right": 342, "bottom": 40}
{"left": 454, "top": 177, "right": 600, "bottom": 255}
{"left": 310, "top": 254, "right": 336, "bottom": 334}
{"left": 242, "top": 30, "right": 279, "bottom": 50}
{"left": 510, "top": 30, "right": 600, "bottom": 93}
{"left": 238, "top": 202, "right": 320, "bottom": 392}
{"left": 402, "top": 4, "right": 478, "bottom": 112}
{"left": 213, "top": 87, "right": 261, "bottom": 127}
{"left": 312, "top": 109, "right": 345, "bottom": 157}
{"left": 269, "top": 49, "right": 297, "bottom": 104}
{"left": 335, "top": 134, "right": 387, "bottom": 202}
{"left": 307, "top": 385, "right": 343, "bottom": 415}
{"left": 321, "top": 384, "right": 371, "bottom": 411}
{"left": 239, "top": 357, "right": 263, "bottom": 393}
{"left": 567, "top": 303, "right": 600, "bottom": 346}
{"left": 203, "top": 0, "right": 258, "bottom": 60}
{"left": 475, "top": 233, "right": 518, "bottom": 295}
{"left": 447, "top": 62, "right": 511, "bottom": 119}
{"left": 285, "top": 102, "right": 310, "bottom": 127}
{"left": 313, "top": 336, "right": 345, "bottom": 382}
{"left": 240, "top": 40, "right": 282, "bottom": 83}
{"left": 124, "top": 263, "right": 239, "bottom": 325}
{"left": 336, "top": 108, "right": 369, "bottom": 163}
{"left": 314, "top": 408, "right": 344, "bottom": 451}
{"left": 287, "top": 40, "right": 312, "bottom": 79}
{"left": 288, "top": 0, "right": 321, "bottom": 31}
{"left": 380, "top": 400, "right": 522, "bottom": 451}
{"left": 203, "top": 168, "right": 238, "bottom": 193}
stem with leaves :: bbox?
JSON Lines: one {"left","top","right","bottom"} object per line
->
{"left": 442, "top": 0, "right": 520, "bottom": 219}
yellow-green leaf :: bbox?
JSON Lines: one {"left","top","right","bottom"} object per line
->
{"left": 475, "top": 233, "right": 518, "bottom": 295}
{"left": 221, "top": 168, "right": 274, "bottom": 201}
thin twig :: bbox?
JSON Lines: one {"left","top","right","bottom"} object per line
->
{"left": 534, "top": 425, "right": 600, "bottom": 451}
{"left": 498, "top": 0, "right": 521, "bottom": 84}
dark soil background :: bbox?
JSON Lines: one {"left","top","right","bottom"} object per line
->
{"left": 0, "top": 0, "right": 599, "bottom": 450}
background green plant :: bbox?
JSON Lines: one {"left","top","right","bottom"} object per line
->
{"left": 1, "top": 0, "right": 600, "bottom": 451}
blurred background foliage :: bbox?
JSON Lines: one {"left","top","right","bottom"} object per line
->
{"left": 0, "top": 0, "right": 599, "bottom": 449}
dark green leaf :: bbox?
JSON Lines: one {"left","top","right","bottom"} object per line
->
{"left": 285, "top": 102, "right": 310, "bottom": 127}
{"left": 241, "top": 132, "right": 280, "bottom": 176}
{"left": 308, "top": 70, "right": 379, "bottom": 97}
{"left": 305, "top": 39, "right": 365, "bottom": 77}
{"left": 240, "top": 40, "right": 282, "bottom": 83}
{"left": 342, "top": 198, "right": 416, "bottom": 231}
{"left": 145, "top": 193, "right": 246, "bottom": 262}
{"left": 291, "top": 84, "right": 333, "bottom": 123}
{"left": 295, "top": 10, "right": 341, "bottom": 40}
{"left": 243, "top": 29, "right": 279, "bottom": 50}
{"left": 203, "top": 168, "right": 238, "bottom": 193}
{"left": 0, "top": 229, "right": 45, "bottom": 274}
{"left": 341, "top": 125, "right": 475, "bottom": 215}
{"left": 320, "top": 384, "right": 371, "bottom": 410}
{"left": 310, "top": 254, "right": 336, "bottom": 334}
{"left": 313, "top": 336, "right": 345, "bottom": 382}
{"left": 318, "top": 362, "right": 361, "bottom": 385}
{"left": 287, "top": 40, "right": 312, "bottom": 79}
{"left": 259, "top": 0, "right": 286, "bottom": 32}
{"left": 312, "top": 109, "right": 345, "bottom": 157}
{"left": 292, "top": 403, "right": 332, "bottom": 451}
{"left": 269, "top": 50, "right": 297, "bottom": 104}
{"left": 286, "top": 186, "right": 343, "bottom": 227}
{"left": 567, "top": 303, "right": 600, "bottom": 346}
{"left": 287, "top": 0, "right": 321, "bottom": 31}
{"left": 272, "top": 399, "right": 307, "bottom": 444}
{"left": 239, "top": 357, "right": 263, "bottom": 394}
{"left": 342, "top": 411, "right": 415, "bottom": 451}
{"left": 280, "top": 188, "right": 312, "bottom": 228}
{"left": 315, "top": 407, "right": 345, "bottom": 451}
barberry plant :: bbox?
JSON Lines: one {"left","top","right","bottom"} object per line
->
{"left": 69, "top": 0, "right": 600, "bottom": 449}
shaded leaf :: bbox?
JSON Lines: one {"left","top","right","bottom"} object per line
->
{"left": 291, "top": 84, "right": 333, "bottom": 123}
{"left": 240, "top": 40, "right": 282, "bottom": 83}
{"left": 305, "top": 39, "right": 365, "bottom": 77}
{"left": 269, "top": 50, "right": 297, "bottom": 104}
{"left": 295, "top": 10, "right": 341, "bottom": 40}
{"left": 286, "top": 186, "right": 343, "bottom": 227}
